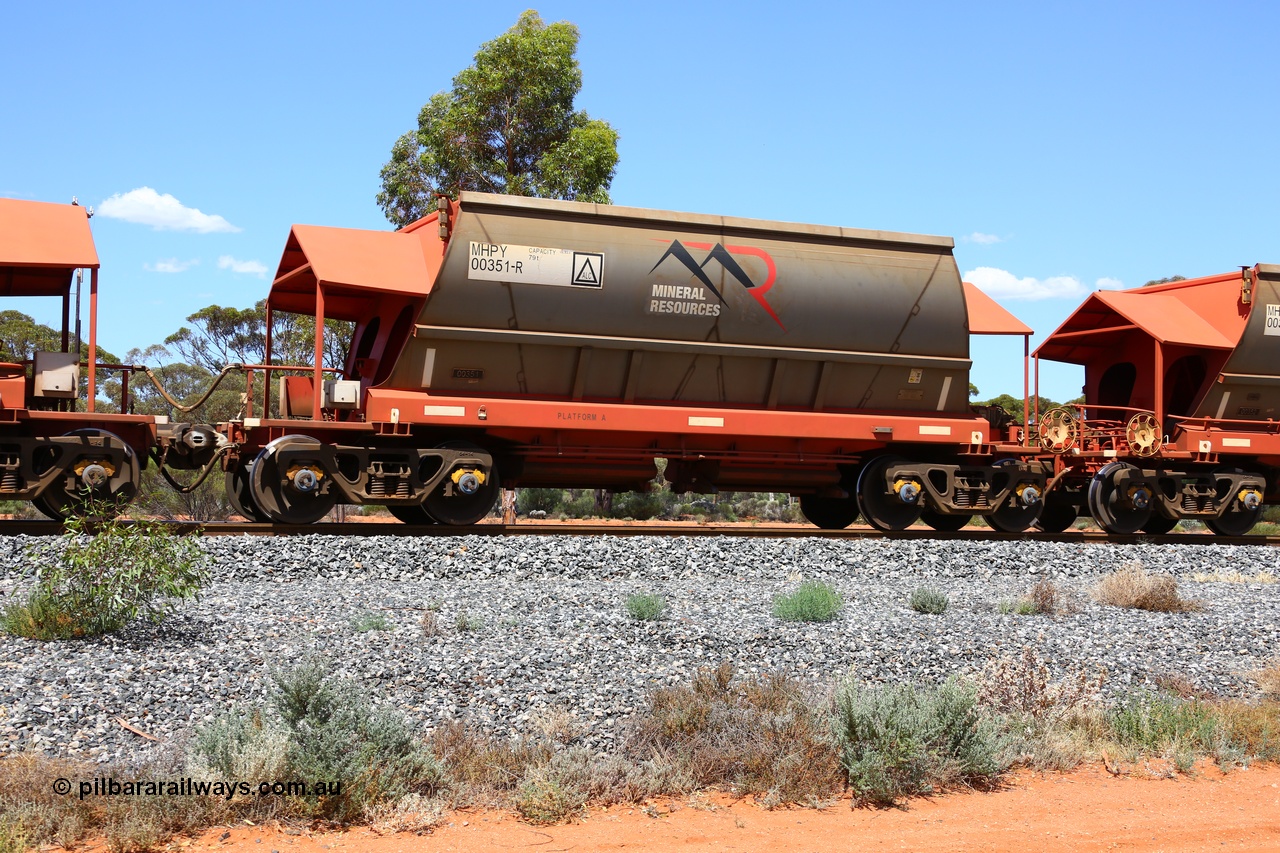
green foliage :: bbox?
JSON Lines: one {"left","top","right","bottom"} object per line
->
{"left": 1142, "top": 275, "right": 1187, "bottom": 287}
{"left": 377, "top": 10, "right": 619, "bottom": 226}
{"left": 515, "top": 770, "right": 586, "bottom": 824}
{"left": 190, "top": 658, "right": 444, "bottom": 822}
{"left": 772, "top": 581, "right": 843, "bottom": 622}
{"left": 454, "top": 612, "right": 484, "bottom": 632}
{"left": 976, "top": 393, "right": 1069, "bottom": 421}
{"left": 163, "top": 301, "right": 352, "bottom": 376}
{"left": 1, "top": 511, "right": 208, "bottom": 639}
{"left": 350, "top": 610, "right": 393, "bottom": 632}
{"left": 833, "top": 678, "right": 1010, "bottom": 806}
{"left": 518, "top": 488, "right": 565, "bottom": 514}
{"left": 909, "top": 587, "right": 949, "bottom": 615}
{"left": 1109, "top": 693, "right": 1219, "bottom": 753}
{"left": 623, "top": 592, "right": 666, "bottom": 622}
{"left": 609, "top": 490, "right": 666, "bottom": 520}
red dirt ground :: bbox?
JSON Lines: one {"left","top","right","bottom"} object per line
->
{"left": 52, "top": 764, "right": 1280, "bottom": 853}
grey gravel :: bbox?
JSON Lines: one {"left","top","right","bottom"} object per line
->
{"left": 1, "top": 533, "right": 1278, "bottom": 764}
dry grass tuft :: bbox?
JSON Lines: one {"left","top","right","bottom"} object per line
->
{"left": 1250, "top": 659, "right": 1280, "bottom": 698}
{"left": 1191, "top": 570, "right": 1277, "bottom": 585}
{"left": 625, "top": 662, "right": 841, "bottom": 807}
{"left": 1092, "top": 564, "right": 1202, "bottom": 613}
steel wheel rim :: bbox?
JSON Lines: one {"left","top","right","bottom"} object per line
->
{"left": 1086, "top": 461, "right": 1151, "bottom": 534}
{"left": 856, "top": 456, "right": 922, "bottom": 531}
{"left": 249, "top": 436, "right": 338, "bottom": 525}
{"left": 1033, "top": 503, "right": 1078, "bottom": 533}
{"left": 920, "top": 508, "right": 969, "bottom": 532}
{"left": 422, "top": 441, "right": 499, "bottom": 526}
{"left": 799, "top": 494, "right": 861, "bottom": 530}
{"left": 387, "top": 504, "right": 438, "bottom": 525}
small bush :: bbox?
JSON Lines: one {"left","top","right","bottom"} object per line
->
{"left": 1093, "top": 564, "right": 1201, "bottom": 613}
{"left": 1109, "top": 692, "right": 1220, "bottom": 754}
{"left": 1, "top": 510, "right": 208, "bottom": 639}
{"left": 189, "top": 658, "right": 444, "bottom": 822}
{"left": 773, "top": 581, "right": 843, "bottom": 622}
{"left": 626, "top": 663, "right": 840, "bottom": 805}
{"left": 515, "top": 769, "right": 587, "bottom": 824}
{"left": 909, "top": 587, "right": 949, "bottom": 615}
{"left": 454, "top": 612, "right": 484, "bottom": 632}
{"left": 1000, "top": 580, "right": 1071, "bottom": 617}
{"left": 624, "top": 592, "right": 666, "bottom": 621}
{"left": 420, "top": 610, "right": 443, "bottom": 637}
{"left": 1253, "top": 659, "right": 1280, "bottom": 698}
{"left": 350, "top": 611, "right": 393, "bottom": 632}
{"left": 833, "top": 678, "right": 1010, "bottom": 807}
{"left": 977, "top": 647, "right": 1104, "bottom": 719}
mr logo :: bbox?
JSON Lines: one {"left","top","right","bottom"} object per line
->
{"left": 649, "top": 241, "right": 784, "bottom": 329}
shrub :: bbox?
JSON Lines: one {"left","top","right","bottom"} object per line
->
{"left": 454, "top": 612, "right": 484, "bottom": 632}
{"left": 999, "top": 580, "right": 1071, "bottom": 616}
{"left": 977, "top": 647, "right": 1104, "bottom": 718}
{"left": 1253, "top": 659, "right": 1280, "bottom": 698}
{"left": 1093, "top": 564, "right": 1201, "bottom": 613}
{"left": 909, "top": 587, "right": 949, "bottom": 615}
{"left": 1, "top": 510, "right": 208, "bottom": 639}
{"left": 625, "top": 663, "right": 840, "bottom": 805}
{"left": 350, "top": 611, "right": 393, "bottom": 632}
{"left": 1109, "top": 692, "right": 1219, "bottom": 754}
{"left": 833, "top": 678, "right": 1010, "bottom": 807}
{"left": 773, "top": 581, "right": 843, "bottom": 622}
{"left": 189, "top": 658, "right": 444, "bottom": 822}
{"left": 624, "top": 592, "right": 666, "bottom": 621}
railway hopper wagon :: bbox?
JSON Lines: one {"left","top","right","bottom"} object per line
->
{"left": 1032, "top": 267, "right": 1280, "bottom": 535}
{"left": 226, "top": 192, "right": 1044, "bottom": 530}
{"left": 0, "top": 198, "right": 223, "bottom": 517}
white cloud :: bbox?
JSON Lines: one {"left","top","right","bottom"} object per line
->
{"left": 1096, "top": 277, "right": 1126, "bottom": 290}
{"left": 98, "top": 187, "right": 240, "bottom": 233}
{"left": 218, "top": 255, "right": 268, "bottom": 278}
{"left": 144, "top": 258, "right": 199, "bottom": 273}
{"left": 962, "top": 232, "right": 1002, "bottom": 245}
{"left": 963, "top": 266, "right": 1107, "bottom": 301}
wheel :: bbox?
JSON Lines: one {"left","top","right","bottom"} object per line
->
{"left": 1033, "top": 503, "right": 1078, "bottom": 533}
{"left": 1206, "top": 510, "right": 1262, "bottom": 536}
{"left": 34, "top": 429, "right": 140, "bottom": 518}
{"left": 799, "top": 494, "right": 860, "bottom": 529}
{"left": 386, "top": 505, "right": 437, "bottom": 525}
{"left": 1086, "top": 461, "right": 1152, "bottom": 535}
{"left": 1139, "top": 514, "right": 1179, "bottom": 535}
{"left": 985, "top": 459, "right": 1044, "bottom": 533}
{"left": 249, "top": 436, "right": 338, "bottom": 525}
{"left": 226, "top": 464, "right": 270, "bottom": 522}
{"left": 920, "top": 509, "right": 969, "bottom": 532}
{"left": 856, "top": 455, "right": 922, "bottom": 531}
{"left": 422, "top": 441, "right": 499, "bottom": 526}
{"left": 1205, "top": 468, "right": 1264, "bottom": 536}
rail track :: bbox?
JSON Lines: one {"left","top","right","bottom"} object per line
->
{"left": 1, "top": 519, "right": 1277, "bottom": 546}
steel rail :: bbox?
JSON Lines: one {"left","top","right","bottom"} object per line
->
{"left": 0, "top": 519, "right": 1277, "bottom": 547}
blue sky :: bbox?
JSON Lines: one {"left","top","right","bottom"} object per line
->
{"left": 3, "top": 1, "right": 1276, "bottom": 403}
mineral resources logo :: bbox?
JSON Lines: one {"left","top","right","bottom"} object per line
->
{"left": 648, "top": 240, "right": 784, "bottom": 330}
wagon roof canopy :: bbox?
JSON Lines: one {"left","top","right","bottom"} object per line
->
{"left": 0, "top": 199, "right": 99, "bottom": 297}
{"left": 269, "top": 224, "right": 439, "bottom": 320}
{"left": 962, "top": 282, "right": 1032, "bottom": 335}
{"left": 1036, "top": 277, "right": 1245, "bottom": 365}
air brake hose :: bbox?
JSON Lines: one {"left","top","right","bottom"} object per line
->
{"left": 151, "top": 444, "right": 234, "bottom": 495}
{"left": 132, "top": 364, "right": 245, "bottom": 413}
